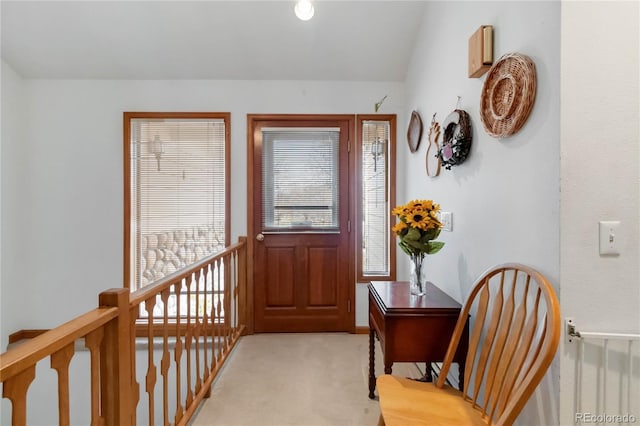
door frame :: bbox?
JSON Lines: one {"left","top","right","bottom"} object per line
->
{"left": 246, "top": 114, "right": 356, "bottom": 334}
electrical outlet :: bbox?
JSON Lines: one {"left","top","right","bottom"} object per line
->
{"left": 440, "top": 211, "right": 452, "bottom": 232}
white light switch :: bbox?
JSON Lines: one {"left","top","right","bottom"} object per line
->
{"left": 440, "top": 211, "right": 452, "bottom": 232}
{"left": 599, "top": 221, "right": 621, "bottom": 255}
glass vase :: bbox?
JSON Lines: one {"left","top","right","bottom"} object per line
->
{"left": 409, "top": 253, "right": 426, "bottom": 296}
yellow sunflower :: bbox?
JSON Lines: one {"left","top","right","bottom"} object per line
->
{"left": 406, "top": 208, "right": 430, "bottom": 230}
{"left": 392, "top": 221, "right": 407, "bottom": 234}
{"left": 391, "top": 198, "right": 445, "bottom": 256}
{"left": 406, "top": 199, "right": 433, "bottom": 211}
{"left": 391, "top": 206, "right": 406, "bottom": 217}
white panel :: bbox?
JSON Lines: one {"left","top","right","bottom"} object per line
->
{"left": 560, "top": 2, "right": 640, "bottom": 426}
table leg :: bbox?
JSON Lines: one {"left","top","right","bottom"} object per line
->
{"left": 368, "top": 329, "right": 376, "bottom": 399}
{"left": 458, "top": 361, "right": 465, "bottom": 391}
{"left": 423, "top": 362, "right": 433, "bottom": 382}
{"left": 413, "top": 362, "right": 433, "bottom": 382}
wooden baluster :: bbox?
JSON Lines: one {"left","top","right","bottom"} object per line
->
{"left": 216, "top": 258, "right": 224, "bottom": 357}
{"left": 194, "top": 268, "right": 202, "bottom": 395}
{"left": 224, "top": 253, "right": 231, "bottom": 348}
{"left": 220, "top": 255, "right": 227, "bottom": 347}
{"left": 160, "top": 288, "right": 171, "bottom": 426}
{"left": 129, "top": 305, "right": 140, "bottom": 426}
{"left": 227, "top": 253, "right": 236, "bottom": 342}
{"left": 185, "top": 273, "right": 194, "bottom": 408}
{"left": 144, "top": 296, "right": 157, "bottom": 426}
{"left": 50, "top": 343, "right": 75, "bottom": 426}
{"left": 212, "top": 261, "right": 221, "bottom": 365}
{"left": 2, "top": 366, "right": 36, "bottom": 426}
{"left": 174, "top": 281, "right": 184, "bottom": 424}
{"left": 228, "top": 252, "right": 238, "bottom": 339}
{"left": 210, "top": 262, "right": 218, "bottom": 371}
{"left": 85, "top": 328, "right": 104, "bottom": 426}
{"left": 202, "top": 263, "right": 210, "bottom": 387}
{"left": 237, "top": 237, "right": 248, "bottom": 334}
{"left": 234, "top": 250, "right": 239, "bottom": 335}
{"left": 235, "top": 248, "right": 242, "bottom": 335}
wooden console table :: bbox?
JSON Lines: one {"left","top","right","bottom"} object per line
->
{"left": 368, "top": 281, "right": 469, "bottom": 399}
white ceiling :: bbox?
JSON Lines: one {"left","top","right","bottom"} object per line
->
{"left": 1, "top": 1, "right": 426, "bottom": 81}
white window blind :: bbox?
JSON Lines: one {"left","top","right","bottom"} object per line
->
{"left": 129, "top": 118, "right": 226, "bottom": 290}
{"left": 361, "top": 120, "right": 390, "bottom": 276}
{"left": 262, "top": 128, "right": 340, "bottom": 231}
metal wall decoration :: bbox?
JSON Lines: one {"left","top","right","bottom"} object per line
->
{"left": 407, "top": 110, "right": 423, "bottom": 153}
{"left": 436, "top": 109, "right": 472, "bottom": 170}
{"left": 425, "top": 114, "right": 441, "bottom": 177}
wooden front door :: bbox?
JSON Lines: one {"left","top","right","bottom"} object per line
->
{"left": 248, "top": 115, "right": 354, "bottom": 332}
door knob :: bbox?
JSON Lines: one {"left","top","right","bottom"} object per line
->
{"left": 256, "top": 233, "right": 265, "bottom": 242}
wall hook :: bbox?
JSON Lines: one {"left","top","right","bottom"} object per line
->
{"left": 375, "top": 95, "right": 388, "bottom": 112}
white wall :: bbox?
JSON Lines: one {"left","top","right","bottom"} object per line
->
{"left": 0, "top": 60, "right": 27, "bottom": 347}
{"left": 3, "top": 2, "right": 638, "bottom": 425}
{"left": 402, "top": 2, "right": 560, "bottom": 424}
{"left": 0, "top": 79, "right": 405, "bottom": 337}
{"left": 403, "top": 0, "right": 560, "bottom": 301}
{"left": 559, "top": 2, "right": 640, "bottom": 425}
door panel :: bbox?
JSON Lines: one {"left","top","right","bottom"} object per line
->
{"left": 250, "top": 116, "right": 354, "bottom": 332}
{"left": 308, "top": 247, "right": 338, "bottom": 306}
{"left": 264, "top": 247, "right": 296, "bottom": 307}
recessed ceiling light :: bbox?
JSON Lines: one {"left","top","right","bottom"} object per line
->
{"left": 295, "top": 0, "right": 314, "bottom": 21}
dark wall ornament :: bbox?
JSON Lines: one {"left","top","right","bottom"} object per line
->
{"left": 436, "top": 109, "right": 472, "bottom": 170}
{"left": 407, "top": 110, "right": 423, "bottom": 153}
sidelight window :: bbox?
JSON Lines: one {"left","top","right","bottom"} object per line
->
{"left": 358, "top": 116, "right": 396, "bottom": 281}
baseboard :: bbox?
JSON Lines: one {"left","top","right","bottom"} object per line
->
{"left": 355, "top": 326, "right": 370, "bottom": 334}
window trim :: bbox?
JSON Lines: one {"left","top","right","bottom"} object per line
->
{"left": 356, "top": 114, "right": 397, "bottom": 283}
{"left": 123, "top": 111, "right": 231, "bottom": 290}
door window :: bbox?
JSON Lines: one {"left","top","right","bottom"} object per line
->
{"left": 262, "top": 128, "right": 340, "bottom": 232}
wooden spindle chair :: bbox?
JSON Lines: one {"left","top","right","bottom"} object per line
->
{"left": 377, "top": 263, "right": 561, "bottom": 426}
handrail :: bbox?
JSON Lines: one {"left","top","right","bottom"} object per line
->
{"left": 126, "top": 236, "right": 247, "bottom": 425}
{"left": 1, "top": 237, "right": 248, "bottom": 426}
{"left": 0, "top": 288, "right": 133, "bottom": 426}
{"left": 129, "top": 238, "right": 246, "bottom": 306}
{"left": 0, "top": 307, "right": 118, "bottom": 382}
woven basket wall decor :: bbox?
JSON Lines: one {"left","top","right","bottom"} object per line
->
{"left": 480, "top": 52, "right": 536, "bottom": 138}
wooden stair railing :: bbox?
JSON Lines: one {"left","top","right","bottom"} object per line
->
{"left": 128, "top": 236, "right": 247, "bottom": 425}
{"left": 1, "top": 237, "right": 247, "bottom": 426}
{"left": 0, "top": 288, "right": 133, "bottom": 426}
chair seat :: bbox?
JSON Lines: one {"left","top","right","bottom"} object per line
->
{"left": 377, "top": 375, "right": 488, "bottom": 426}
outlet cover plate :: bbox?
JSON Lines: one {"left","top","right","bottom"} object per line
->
{"left": 599, "top": 220, "right": 620, "bottom": 255}
{"left": 441, "top": 211, "right": 452, "bottom": 232}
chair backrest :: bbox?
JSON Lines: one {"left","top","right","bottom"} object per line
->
{"left": 437, "top": 263, "right": 561, "bottom": 426}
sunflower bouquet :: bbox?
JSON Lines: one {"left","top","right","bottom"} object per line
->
{"left": 392, "top": 199, "right": 445, "bottom": 257}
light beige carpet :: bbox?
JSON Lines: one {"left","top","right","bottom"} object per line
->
{"left": 192, "top": 333, "right": 422, "bottom": 426}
